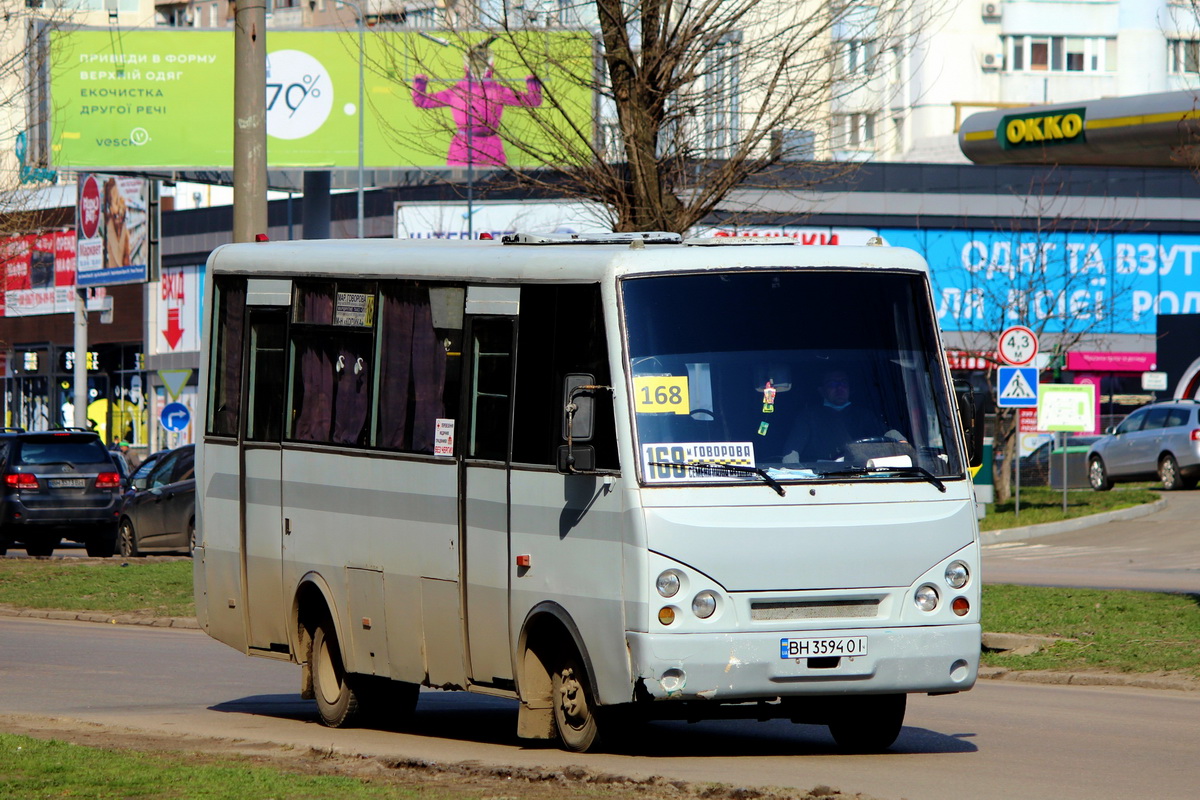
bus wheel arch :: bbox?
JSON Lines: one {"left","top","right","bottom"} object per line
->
{"left": 517, "top": 603, "right": 604, "bottom": 751}
{"left": 294, "top": 575, "right": 342, "bottom": 702}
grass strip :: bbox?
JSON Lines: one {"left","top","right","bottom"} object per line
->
{"left": 0, "top": 733, "right": 407, "bottom": 800}
{"left": 979, "top": 485, "right": 1159, "bottom": 531}
{"left": 981, "top": 584, "right": 1200, "bottom": 678}
{"left": 0, "top": 559, "right": 194, "bottom": 618}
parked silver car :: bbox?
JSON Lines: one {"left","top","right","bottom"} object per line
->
{"left": 1086, "top": 400, "right": 1200, "bottom": 491}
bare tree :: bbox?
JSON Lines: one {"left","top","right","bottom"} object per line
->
{"left": 938, "top": 169, "right": 1145, "bottom": 503}
{"left": 370, "top": 0, "right": 932, "bottom": 233}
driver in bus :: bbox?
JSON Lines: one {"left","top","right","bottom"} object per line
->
{"left": 782, "top": 368, "right": 905, "bottom": 462}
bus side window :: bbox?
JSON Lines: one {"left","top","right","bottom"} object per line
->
{"left": 376, "top": 282, "right": 461, "bottom": 454}
{"left": 288, "top": 281, "right": 376, "bottom": 447}
{"left": 208, "top": 277, "right": 246, "bottom": 437}
{"left": 512, "top": 284, "right": 618, "bottom": 470}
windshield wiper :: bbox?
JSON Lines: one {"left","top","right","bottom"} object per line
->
{"left": 815, "top": 465, "right": 946, "bottom": 493}
{"left": 649, "top": 461, "right": 786, "bottom": 497}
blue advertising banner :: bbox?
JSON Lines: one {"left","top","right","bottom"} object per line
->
{"left": 879, "top": 228, "right": 1200, "bottom": 336}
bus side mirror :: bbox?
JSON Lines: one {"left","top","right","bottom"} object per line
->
{"left": 954, "top": 379, "right": 984, "bottom": 469}
{"left": 560, "top": 373, "right": 610, "bottom": 474}
{"left": 562, "top": 373, "right": 595, "bottom": 443}
{"left": 557, "top": 444, "right": 595, "bottom": 473}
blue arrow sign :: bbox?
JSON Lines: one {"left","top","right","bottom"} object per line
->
{"left": 997, "top": 366, "right": 1039, "bottom": 407}
{"left": 160, "top": 402, "right": 191, "bottom": 432}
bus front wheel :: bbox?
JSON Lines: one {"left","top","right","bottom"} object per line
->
{"left": 312, "top": 621, "right": 362, "bottom": 728}
{"left": 827, "top": 694, "right": 906, "bottom": 752}
{"left": 553, "top": 654, "right": 601, "bottom": 752}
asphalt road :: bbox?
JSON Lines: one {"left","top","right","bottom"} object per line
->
{"left": 2, "top": 616, "right": 1198, "bottom": 800}
{"left": 981, "top": 489, "right": 1200, "bottom": 593}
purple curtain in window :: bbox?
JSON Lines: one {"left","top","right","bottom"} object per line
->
{"left": 332, "top": 348, "right": 370, "bottom": 444}
{"left": 213, "top": 283, "right": 245, "bottom": 436}
{"left": 293, "top": 343, "right": 333, "bottom": 441}
{"left": 380, "top": 286, "right": 446, "bottom": 452}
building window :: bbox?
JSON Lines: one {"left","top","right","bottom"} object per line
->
{"left": 704, "top": 35, "right": 742, "bottom": 159}
{"left": 1004, "top": 36, "right": 1115, "bottom": 73}
{"left": 833, "top": 112, "right": 876, "bottom": 153}
{"left": 843, "top": 38, "right": 879, "bottom": 75}
{"left": 1169, "top": 40, "right": 1200, "bottom": 74}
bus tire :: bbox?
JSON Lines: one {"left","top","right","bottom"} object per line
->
{"left": 312, "top": 621, "right": 362, "bottom": 728}
{"left": 354, "top": 675, "right": 419, "bottom": 729}
{"left": 552, "top": 653, "right": 601, "bottom": 753}
{"left": 827, "top": 693, "right": 906, "bottom": 753}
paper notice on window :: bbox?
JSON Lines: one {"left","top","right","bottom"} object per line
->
{"left": 434, "top": 419, "right": 455, "bottom": 457}
{"left": 642, "top": 441, "right": 755, "bottom": 482}
{"left": 334, "top": 292, "right": 375, "bottom": 327}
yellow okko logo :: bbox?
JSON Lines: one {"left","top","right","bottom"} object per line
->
{"left": 1000, "top": 108, "right": 1085, "bottom": 149}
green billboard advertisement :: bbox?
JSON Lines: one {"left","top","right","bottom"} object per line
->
{"left": 51, "top": 29, "right": 593, "bottom": 170}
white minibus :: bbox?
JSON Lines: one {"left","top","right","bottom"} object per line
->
{"left": 195, "top": 232, "right": 982, "bottom": 753}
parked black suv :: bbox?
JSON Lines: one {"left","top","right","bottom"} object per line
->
{"left": 0, "top": 430, "right": 124, "bottom": 557}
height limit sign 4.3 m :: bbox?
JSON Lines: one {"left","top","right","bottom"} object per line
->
{"left": 998, "top": 325, "right": 1038, "bottom": 367}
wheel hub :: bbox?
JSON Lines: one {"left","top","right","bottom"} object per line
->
{"left": 558, "top": 667, "right": 587, "bottom": 726}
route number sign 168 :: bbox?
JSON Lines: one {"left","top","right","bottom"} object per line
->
{"left": 998, "top": 325, "right": 1038, "bottom": 366}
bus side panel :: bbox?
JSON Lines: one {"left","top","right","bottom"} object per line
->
{"left": 508, "top": 469, "right": 631, "bottom": 707}
{"left": 280, "top": 450, "right": 463, "bottom": 686}
{"left": 197, "top": 440, "right": 248, "bottom": 652}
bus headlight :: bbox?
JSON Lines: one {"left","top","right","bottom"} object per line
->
{"left": 944, "top": 561, "right": 970, "bottom": 589}
{"left": 914, "top": 584, "right": 940, "bottom": 612}
{"left": 656, "top": 571, "right": 681, "bottom": 598}
{"left": 691, "top": 591, "right": 718, "bottom": 619}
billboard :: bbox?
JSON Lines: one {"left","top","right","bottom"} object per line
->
{"left": 76, "top": 173, "right": 149, "bottom": 287}
{"left": 50, "top": 29, "right": 593, "bottom": 170}
{"left": 880, "top": 228, "right": 1200, "bottom": 337}
{"left": 395, "top": 200, "right": 608, "bottom": 239}
{"left": 1, "top": 232, "right": 78, "bottom": 316}
{"left": 706, "top": 224, "right": 1200, "bottom": 336}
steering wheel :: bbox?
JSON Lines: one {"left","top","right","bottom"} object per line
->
{"left": 851, "top": 436, "right": 890, "bottom": 444}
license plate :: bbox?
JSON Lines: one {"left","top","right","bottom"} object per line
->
{"left": 48, "top": 478, "right": 85, "bottom": 489}
{"left": 780, "top": 636, "right": 868, "bottom": 658}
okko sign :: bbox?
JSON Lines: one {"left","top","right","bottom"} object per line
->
{"left": 50, "top": 30, "right": 593, "bottom": 171}
{"left": 75, "top": 173, "right": 149, "bottom": 287}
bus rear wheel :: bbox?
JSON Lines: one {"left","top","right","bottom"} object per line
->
{"left": 312, "top": 621, "right": 362, "bottom": 728}
{"left": 827, "top": 694, "right": 906, "bottom": 753}
{"left": 553, "top": 654, "right": 601, "bottom": 753}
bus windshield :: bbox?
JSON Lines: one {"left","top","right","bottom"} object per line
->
{"left": 621, "top": 269, "right": 963, "bottom": 486}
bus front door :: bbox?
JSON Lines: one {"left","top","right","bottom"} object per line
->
{"left": 461, "top": 314, "right": 516, "bottom": 687}
{"left": 241, "top": 307, "right": 290, "bottom": 654}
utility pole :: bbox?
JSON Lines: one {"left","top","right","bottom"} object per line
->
{"left": 233, "top": 0, "right": 268, "bottom": 242}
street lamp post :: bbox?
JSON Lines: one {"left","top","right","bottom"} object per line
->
{"left": 339, "top": 0, "right": 366, "bottom": 239}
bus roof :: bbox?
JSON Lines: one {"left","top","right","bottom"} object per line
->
{"left": 206, "top": 237, "right": 930, "bottom": 283}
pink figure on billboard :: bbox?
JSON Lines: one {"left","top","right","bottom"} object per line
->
{"left": 412, "top": 39, "right": 542, "bottom": 167}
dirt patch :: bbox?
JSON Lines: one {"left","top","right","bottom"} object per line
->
{"left": 0, "top": 714, "right": 881, "bottom": 800}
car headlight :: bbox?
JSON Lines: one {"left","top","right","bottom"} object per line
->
{"left": 915, "top": 584, "right": 940, "bottom": 612}
{"left": 656, "top": 571, "right": 681, "bottom": 598}
{"left": 945, "top": 561, "right": 970, "bottom": 589}
{"left": 691, "top": 591, "right": 718, "bottom": 619}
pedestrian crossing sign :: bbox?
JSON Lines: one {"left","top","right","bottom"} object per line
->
{"left": 997, "top": 366, "right": 1039, "bottom": 407}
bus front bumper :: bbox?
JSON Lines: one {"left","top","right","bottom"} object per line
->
{"left": 627, "top": 624, "right": 980, "bottom": 701}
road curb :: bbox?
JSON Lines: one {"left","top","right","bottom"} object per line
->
{"left": 0, "top": 604, "right": 199, "bottom": 629}
{"left": 978, "top": 665, "right": 1199, "bottom": 692}
{"left": 980, "top": 497, "right": 1167, "bottom": 545}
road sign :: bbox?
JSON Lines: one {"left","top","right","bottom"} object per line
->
{"left": 998, "top": 325, "right": 1039, "bottom": 366}
{"left": 160, "top": 402, "right": 191, "bottom": 432}
{"left": 997, "top": 366, "right": 1039, "bottom": 407}
{"left": 1037, "top": 384, "right": 1096, "bottom": 432}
